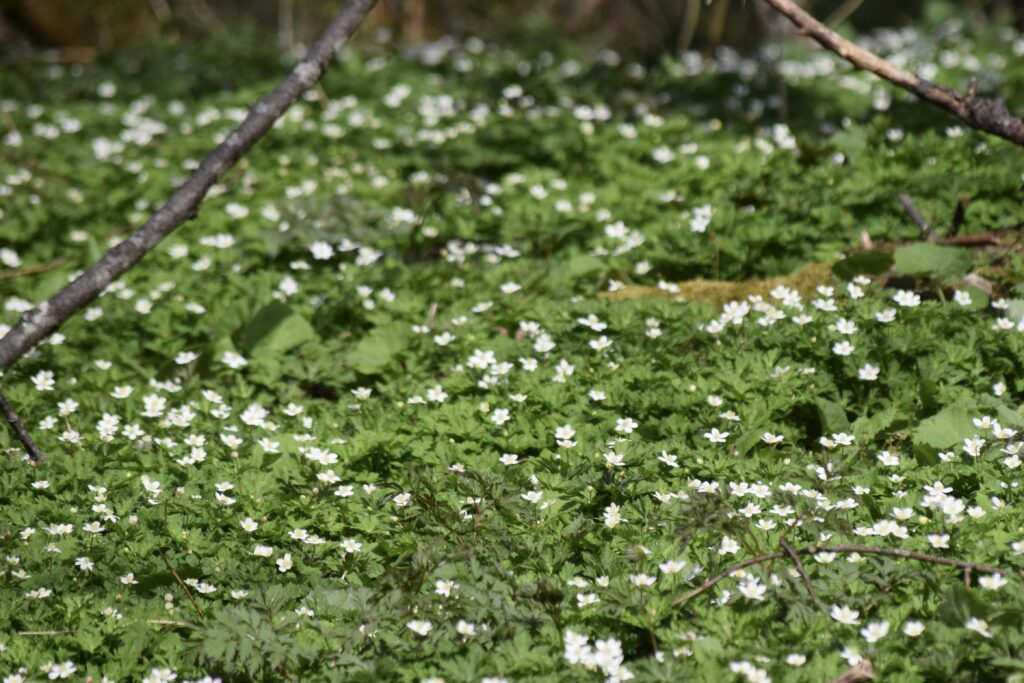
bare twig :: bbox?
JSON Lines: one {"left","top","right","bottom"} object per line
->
{"left": 780, "top": 538, "right": 817, "bottom": 603}
{"left": 949, "top": 195, "right": 970, "bottom": 237}
{"left": 831, "top": 659, "right": 874, "bottom": 683}
{"left": 0, "top": 388, "right": 43, "bottom": 462}
{"left": 672, "top": 544, "right": 1021, "bottom": 607}
{"left": 18, "top": 619, "right": 193, "bottom": 636}
{"left": 0, "top": 0, "right": 378, "bottom": 373}
{"left": 825, "top": 0, "right": 865, "bottom": 28}
{"left": 158, "top": 550, "right": 206, "bottom": 620}
{"left": 0, "top": 259, "right": 66, "bottom": 281}
{"left": 759, "top": 0, "right": 1024, "bottom": 147}
{"left": 899, "top": 194, "right": 936, "bottom": 241}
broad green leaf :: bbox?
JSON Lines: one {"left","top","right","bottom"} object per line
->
{"left": 345, "top": 322, "right": 410, "bottom": 374}
{"left": 815, "top": 397, "right": 850, "bottom": 434}
{"left": 832, "top": 250, "right": 893, "bottom": 280}
{"left": 893, "top": 243, "right": 971, "bottom": 280}
{"left": 240, "top": 301, "right": 315, "bottom": 355}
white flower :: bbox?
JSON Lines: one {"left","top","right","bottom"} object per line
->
{"left": 857, "top": 363, "right": 879, "bottom": 381}
{"left": 902, "top": 620, "right": 925, "bottom": 637}
{"left": 965, "top": 617, "right": 992, "bottom": 638}
{"left": 31, "top": 370, "right": 56, "bottom": 391}
{"left": 555, "top": 424, "right": 576, "bottom": 441}
{"left": 276, "top": 553, "right": 293, "bottom": 572}
{"left": 738, "top": 579, "right": 767, "bottom": 601}
{"left": 832, "top": 341, "right": 855, "bottom": 356}
{"left": 491, "top": 408, "right": 511, "bottom": 425}
{"left": 761, "top": 432, "right": 784, "bottom": 444}
{"left": 240, "top": 518, "right": 258, "bottom": 533}
{"left": 220, "top": 351, "right": 248, "bottom": 369}
{"left": 785, "top": 654, "right": 806, "bottom": 667}
{"left": 860, "top": 620, "right": 889, "bottom": 643}
{"left": 629, "top": 573, "right": 656, "bottom": 587}
{"left": 407, "top": 619, "right": 433, "bottom": 636}
{"left": 658, "top": 559, "right": 686, "bottom": 574}
{"left": 979, "top": 574, "right": 1007, "bottom": 590}
{"left": 615, "top": 417, "right": 638, "bottom": 434}
{"left": 893, "top": 290, "right": 921, "bottom": 307}
{"left": 830, "top": 604, "right": 860, "bottom": 625}
{"left": 603, "top": 503, "right": 624, "bottom": 528}
{"left": 704, "top": 427, "right": 729, "bottom": 443}
{"left": 719, "top": 535, "right": 740, "bottom": 555}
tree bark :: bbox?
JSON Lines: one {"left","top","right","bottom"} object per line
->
{"left": 759, "top": 0, "right": 1024, "bottom": 148}
{"left": 0, "top": 0, "right": 378, "bottom": 372}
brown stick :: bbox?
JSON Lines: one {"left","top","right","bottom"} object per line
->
{"left": 158, "top": 550, "right": 206, "bottom": 620}
{"left": 672, "top": 544, "right": 1020, "bottom": 607}
{"left": 899, "top": 194, "right": 935, "bottom": 241}
{"left": 0, "top": 259, "right": 66, "bottom": 281}
{"left": 0, "top": 388, "right": 43, "bottom": 462}
{"left": 949, "top": 195, "right": 970, "bottom": 237}
{"left": 0, "top": 0, "right": 378, "bottom": 373}
{"left": 18, "top": 619, "right": 193, "bottom": 636}
{"left": 831, "top": 660, "right": 874, "bottom": 683}
{"left": 759, "top": 0, "right": 1024, "bottom": 147}
{"left": 780, "top": 538, "right": 818, "bottom": 603}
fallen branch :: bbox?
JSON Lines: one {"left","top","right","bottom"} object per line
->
{"left": 0, "top": 0, "right": 378, "bottom": 457}
{"left": 0, "top": 388, "right": 43, "bottom": 462}
{"left": 673, "top": 543, "right": 1022, "bottom": 607}
{"left": 759, "top": 0, "right": 1024, "bottom": 147}
{"left": 899, "top": 194, "right": 935, "bottom": 241}
{"left": 0, "top": 0, "right": 378, "bottom": 373}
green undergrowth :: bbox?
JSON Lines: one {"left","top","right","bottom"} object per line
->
{"left": 1, "top": 19, "right": 1024, "bottom": 683}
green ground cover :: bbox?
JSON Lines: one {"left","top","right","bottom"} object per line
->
{"left": 2, "top": 18, "right": 1024, "bottom": 682}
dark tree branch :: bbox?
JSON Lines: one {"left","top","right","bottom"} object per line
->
{"left": 672, "top": 543, "right": 1022, "bottom": 607}
{"left": 899, "top": 193, "right": 936, "bottom": 241}
{"left": 949, "top": 194, "right": 970, "bottom": 237}
{"left": 759, "top": 0, "right": 1024, "bottom": 147}
{"left": 0, "top": 0, "right": 378, "bottom": 373}
{"left": 0, "top": 388, "right": 43, "bottom": 462}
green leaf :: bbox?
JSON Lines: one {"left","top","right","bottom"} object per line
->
{"left": 893, "top": 243, "right": 971, "bottom": 280}
{"left": 345, "top": 322, "right": 410, "bottom": 374}
{"left": 815, "top": 397, "right": 850, "bottom": 435}
{"left": 240, "top": 302, "right": 315, "bottom": 355}
{"left": 832, "top": 251, "right": 893, "bottom": 281}
{"left": 913, "top": 399, "right": 977, "bottom": 449}
{"left": 939, "top": 584, "right": 986, "bottom": 626}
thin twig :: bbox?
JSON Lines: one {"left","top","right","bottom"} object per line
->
{"left": 899, "top": 194, "right": 936, "bottom": 241}
{"left": 0, "top": 388, "right": 43, "bottom": 462}
{"left": 0, "top": 259, "right": 67, "bottom": 281}
{"left": 780, "top": 538, "right": 818, "bottom": 603}
{"left": 825, "top": 0, "right": 865, "bottom": 28}
{"left": 18, "top": 619, "right": 193, "bottom": 636}
{"left": 672, "top": 544, "right": 1021, "bottom": 607}
{"left": 949, "top": 195, "right": 970, "bottom": 237}
{"left": 158, "top": 550, "right": 206, "bottom": 620}
{"left": 759, "top": 0, "right": 1024, "bottom": 147}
